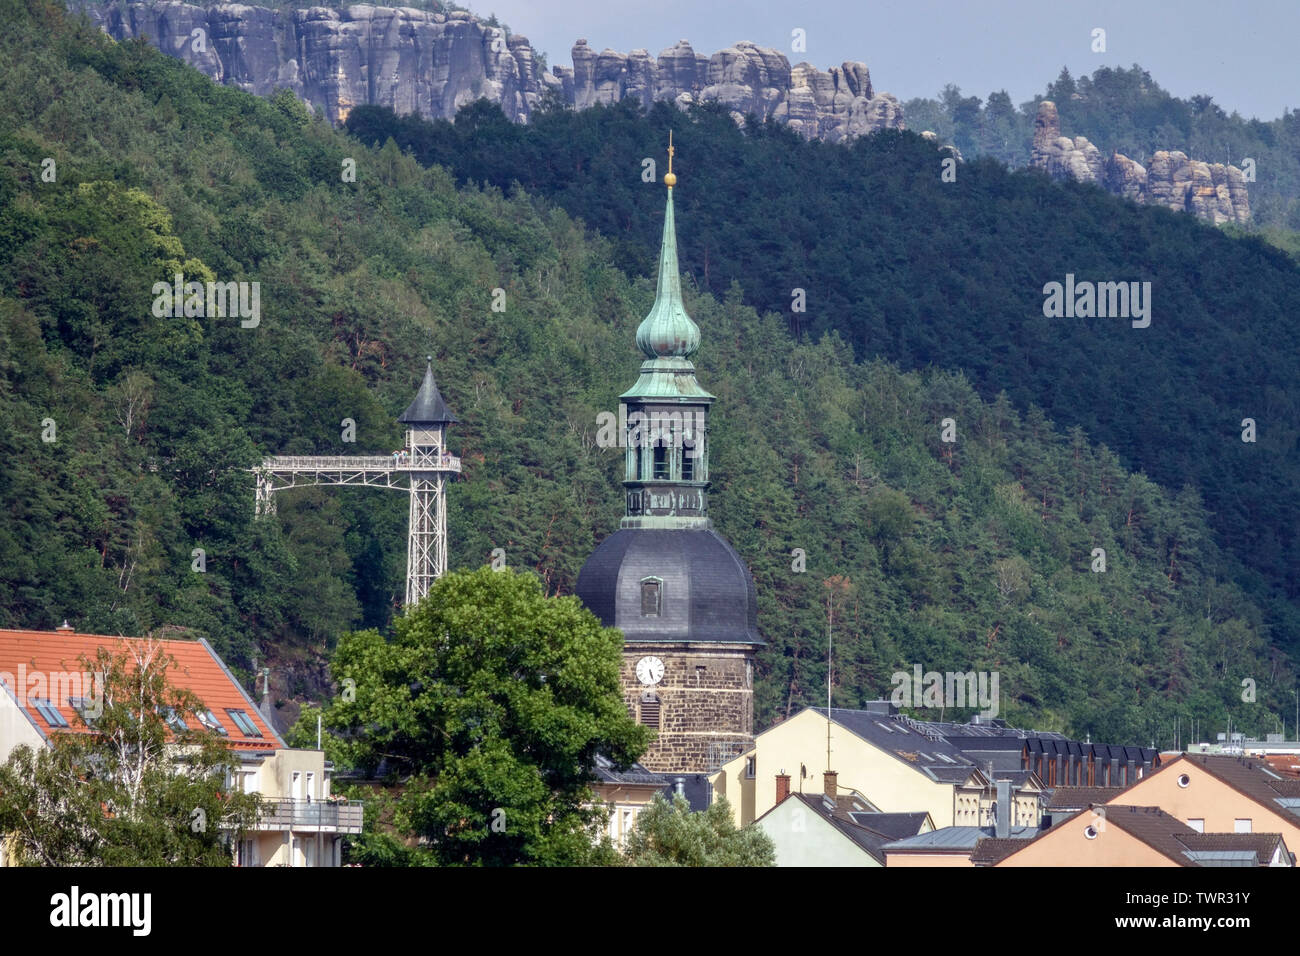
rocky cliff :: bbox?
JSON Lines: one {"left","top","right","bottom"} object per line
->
{"left": 1031, "top": 100, "right": 1249, "bottom": 225}
{"left": 559, "top": 38, "right": 903, "bottom": 142}
{"left": 76, "top": 1, "right": 904, "bottom": 139}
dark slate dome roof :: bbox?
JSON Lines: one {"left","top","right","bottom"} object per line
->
{"left": 575, "top": 529, "right": 763, "bottom": 644}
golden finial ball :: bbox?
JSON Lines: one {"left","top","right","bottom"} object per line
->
{"left": 664, "top": 172, "right": 677, "bottom": 187}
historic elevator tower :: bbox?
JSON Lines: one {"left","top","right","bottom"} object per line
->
{"left": 398, "top": 360, "right": 459, "bottom": 605}
{"left": 253, "top": 357, "right": 460, "bottom": 607}
{"left": 576, "top": 138, "right": 763, "bottom": 774}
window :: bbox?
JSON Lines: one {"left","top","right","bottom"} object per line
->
{"left": 641, "top": 579, "right": 661, "bottom": 617}
{"left": 68, "top": 697, "right": 97, "bottom": 723}
{"left": 226, "top": 708, "right": 263, "bottom": 737}
{"left": 1187, "top": 818, "right": 1205, "bottom": 833}
{"left": 1177, "top": 773, "right": 1191, "bottom": 788}
{"left": 1234, "top": 818, "right": 1252, "bottom": 833}
{"left": 652, "top": 442, "right": 669, "bottom": 480}
{"left": 681, "top": 437, "right": 696, "bottom": 481}
{"left": 197, "top": 709, "right": 227, "bottom": 735}
{"left": 31, "top": 698, "right": 68, "bottom": 728}
{"left": 745, "top": 756, "right": 756, "bottom": 779}
{"left": 160, "top": 707, "right": 189, "bottom": 731}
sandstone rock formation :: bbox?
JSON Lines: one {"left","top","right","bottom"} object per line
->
{"left": 1031, "top": 101, "right": 1249, "bottom": 224}
{"left": 78, "top": 2, "right": 904, "bottom": 140}
{"left": 564, "top": 38, "right": 903, "bottom": 142}
{"left": 82, "top": 2, "right": 550, "bottom": 123}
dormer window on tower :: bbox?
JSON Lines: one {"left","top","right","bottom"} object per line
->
{"left": 641, "top": 578, "right": 662, "bottom": 617}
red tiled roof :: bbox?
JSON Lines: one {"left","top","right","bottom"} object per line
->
{"left": 1257, "top": 754, "right": 1300, "bottom": 778}
{"left": 0, "top": 628, "right": 280, "bottom": 752}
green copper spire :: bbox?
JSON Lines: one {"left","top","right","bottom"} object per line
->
{"left": 634, "top": 188, "right": 701, "bottom": 359}
{"left": 623, "top": 134, "right": 714, "bottom": 404}
{"left": 619, "top": 136, "right": 715, "bottom": 530}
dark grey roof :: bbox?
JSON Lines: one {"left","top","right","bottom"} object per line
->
{"left": 987, "top": 770, "right": 1038, "bottom": 786}
{"left": 1046, "top": 786, "right": 1128, "bottom": 809}
{"left": 576, "top": 529, "right": 762, "bottom": 644}
{"left": 661, "top": 773, "right": 713, "bottom": 811}
{"left": 924, "top": 766, "right": 983, "bottom": 784}
{"left": 399, "top": 358, "right": 458, "bottom": 425}
{"left": 592, "top": 753, "right": 664, "bottom": 786}
{"left": 778, "top": 794, "right": 925, "bottom": 864}
{"left": 809, "top": 708, "right": 979, "bottom": 776}
{"left": 846, "top": 812, "right": 931, "bottom": 841}
{"left": 884, "top": 825, "right": 1038, "bottom": 853}
{"left": 795, "top": 705, "right": 1156, "bottom": 787}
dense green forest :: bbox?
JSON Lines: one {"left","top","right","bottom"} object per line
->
{"left": 903, "top": 65, "right": 1300, "bottom": 230}
{"left": 344, "top": 96, "right": 1300, "bottom": 660}
{"left": 0, "top": 0, "right": 1294, "bottom": 747}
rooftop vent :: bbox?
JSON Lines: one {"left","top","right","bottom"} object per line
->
{"left": 55, "top": 620, "right": 73, "bottom": 632}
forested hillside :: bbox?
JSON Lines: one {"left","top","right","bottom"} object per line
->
{"left": 0, "top": 0, "right": 1293, "bottom": 745}
{"left": 903, "top": 66, "right": 1300, "bottom": 231}
{"left": 345, "top": 97, "right": 1300, "bottom": 658}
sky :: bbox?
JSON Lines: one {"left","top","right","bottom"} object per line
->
{"left": 476, "top": 0, "right": 1298, "bottom": 121}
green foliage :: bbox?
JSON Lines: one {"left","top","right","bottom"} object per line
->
{"left": 623, "top": 794, "right": 775, "bottom": 866}
{"left": 0, "top": 641, "right": 259, "bottom": 865}
{"left": 317, "top": 567, "right": 650, "bottom": 865}
{"left": 345, "top": 93, "right": 1300, "bottom": 657}
{"left": 904, "top": 65, "right": 1300, "bottom": 229}
{"left": 0, "top": 0, "right": 1293, "bottom": 757}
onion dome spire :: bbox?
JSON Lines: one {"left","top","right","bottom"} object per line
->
{"left": 634, "top": 132, "right": 701, "bottom": 360}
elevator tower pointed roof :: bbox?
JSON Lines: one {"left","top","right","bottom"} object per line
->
{"left": 399, "top": 356, "right": 458, "bottom": 425}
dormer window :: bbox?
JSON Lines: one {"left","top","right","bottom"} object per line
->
{"left": 32, "top": 698, "right": 68, "bottom": 728}
{"left": 197, "top": 709, "right": 227, "bottom": 735}
{"left": 641, "top": 579, "right": 662, "bottom": 617}
{"left": 226, "top": 708, "right": 263, "bottom": 737}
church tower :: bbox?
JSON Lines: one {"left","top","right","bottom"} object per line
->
{"left": 576, "top": 137, "right": 762, "bottom": 774}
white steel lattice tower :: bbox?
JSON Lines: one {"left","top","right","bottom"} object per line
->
{"left": 399, "top": 360, "right": 459, "bottom": 606}
{"left": 253, "top": 357, "right": 460, "bottom": 608}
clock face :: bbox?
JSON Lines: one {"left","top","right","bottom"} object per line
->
{"left": 636, "top": 656, "right": 665, "bottom": 686}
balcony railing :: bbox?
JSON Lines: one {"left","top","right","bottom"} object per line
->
{"left": 255, "top": 799, "right": 364, "bottom": 833}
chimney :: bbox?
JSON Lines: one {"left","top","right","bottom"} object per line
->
{"left": 775, "top": 772, "right": 791, "bottom": 805}
{"left": 823, "top": 770, "right": 838, "bottom": 800}
{"left": 56, "top": 620, "right": 73, "bottom": 632}
{"left": 674, "top": 777, "right": 685, "bottom": 797}
{"left": 995, "top": 779, "right": 1011, "bottom": 838}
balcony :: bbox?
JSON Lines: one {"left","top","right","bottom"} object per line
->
{"left": 255, "top": 799, "right": 364, "bottom": 834}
